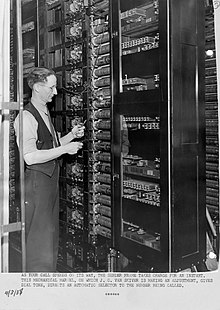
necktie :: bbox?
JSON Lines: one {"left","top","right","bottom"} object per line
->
{"left": 47, "top": 108, "right": 59, "bottom": 148}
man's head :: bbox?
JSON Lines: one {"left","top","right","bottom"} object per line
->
{"left": 27, "top": 67, "right": 57, "bottom": 104}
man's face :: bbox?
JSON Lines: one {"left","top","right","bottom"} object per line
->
{"left": 37, "top": 74, "right": 57, "bottom": 104}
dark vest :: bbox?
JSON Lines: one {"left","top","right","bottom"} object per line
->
{"left": 24, "top": 102, "right": 58, "bottom": 177}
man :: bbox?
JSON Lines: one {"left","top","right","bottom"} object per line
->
{"left": 14, "top": 67, "right": 84, "bottom": 272}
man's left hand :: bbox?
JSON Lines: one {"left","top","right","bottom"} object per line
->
{"left": 71, "top": 124, "right": 85, "bottom": 139}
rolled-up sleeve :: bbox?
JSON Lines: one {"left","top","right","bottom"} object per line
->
{"left": 14, "top": 111, "right": 38, "bottom": 155}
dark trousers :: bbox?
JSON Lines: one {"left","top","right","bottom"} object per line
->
{"left": 24, "top": 165, "right": 59, "bottom": 272}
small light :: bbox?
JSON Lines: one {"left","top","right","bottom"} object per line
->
{"left": 208, "top": 251, "right": 216, "bottom": 259}
{"left": 206, "top": 50, "right": 214, "bottom": 57}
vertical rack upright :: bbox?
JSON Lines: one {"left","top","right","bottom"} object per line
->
{"left": 0, "top": 0, "right": 26, "bottom": 272}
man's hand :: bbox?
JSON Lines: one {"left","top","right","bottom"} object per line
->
{"left": 23, "top": 141, "right": 84, "bottom": 165}
{"left": 71, "top": 124, "right": 85, "bottom": 139}
{"left": 64, "top": 141, "right": 83, "bottom": 155}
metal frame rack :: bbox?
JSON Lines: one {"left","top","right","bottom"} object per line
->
{"left": 205, "top": 2, "right": 219, "bottom": 258}
{"left": 111, "top": 0, "right": 207, "bottom": 272}
{"left": 87, "top": 0, "right": 113, "bottom": 271}
{"left": 37, "top": 0, "right": 113, "bottom": 272}
{"left": 9, "top": 0, "right": 39, "bottom": 272}
{"left": 39, "top": 0, "right": 89, "bottom": 272}
{"left": 0, "top": 0, "right": 26, "bottom": 272}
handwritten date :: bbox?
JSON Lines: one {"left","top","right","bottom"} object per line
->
{"left": 4, "top": 288, "right": 24, "bottom": 297}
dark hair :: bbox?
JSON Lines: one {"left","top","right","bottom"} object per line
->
{"left": 27, "top": 67, "right": 56, "bottom": 89}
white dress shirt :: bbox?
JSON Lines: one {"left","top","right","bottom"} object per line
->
{"left": 14, "top": 103, "right": 57, "bottom": 155}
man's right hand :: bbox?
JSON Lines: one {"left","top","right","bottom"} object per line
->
{"left": 64, "top": 141, "right": 83, "bottom": 155}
